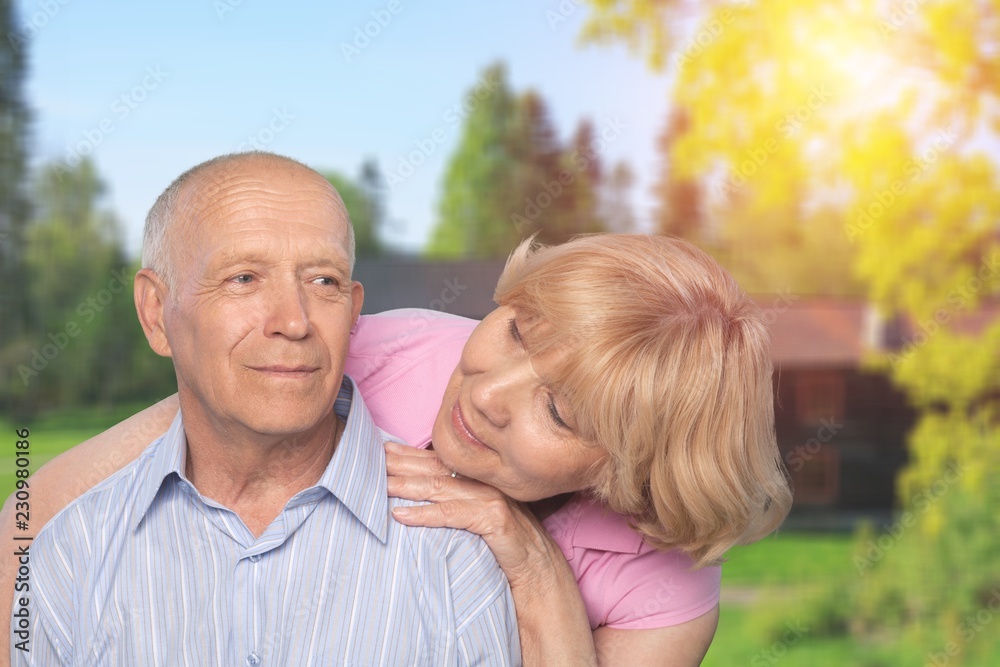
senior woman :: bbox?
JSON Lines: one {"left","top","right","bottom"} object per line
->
{"left": 0, "top": 234, "right": 791, "bottom": 665}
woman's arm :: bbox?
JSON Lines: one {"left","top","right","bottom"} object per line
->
{"left": 594, "top": 609, "right": 719, "bottom": 666}
{"left": 0, "top": 394, "right": 179, "bottom": 663}
{"left": 385, "top": 442, "right": 597, "bottom": 667}
{"left": 385, "top": 442, "right": 720, "bottom": 666}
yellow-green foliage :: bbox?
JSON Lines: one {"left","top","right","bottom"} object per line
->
{"left": 580, "top": 0, "right": 1000, "bottom": 660}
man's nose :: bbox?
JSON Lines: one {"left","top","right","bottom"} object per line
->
{"left": 262, "top": 281, "right": 311, "bottom": 340}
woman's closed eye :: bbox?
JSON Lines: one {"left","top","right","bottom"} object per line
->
{"left": 507, "top": 317, "right": 523, "bottom": 345}
{"left": 547, "top": 395, "right": 570, "bottom": 430}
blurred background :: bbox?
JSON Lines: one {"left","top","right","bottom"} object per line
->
{"left": 1, "top": 0, "right": 998, "bottom": 664}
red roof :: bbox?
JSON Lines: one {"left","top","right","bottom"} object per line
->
{"left": 757, "top": 296, "right": 1000, "bottom": 368}
{"left": 758, "top": 298, "right": 871, "bottom": 368}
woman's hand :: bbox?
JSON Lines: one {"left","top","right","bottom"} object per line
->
{"left": 385, "top": 441, "right": 559, "bottom": 588}
{"left": 384, "top": 441, "right": 598, "bottom": 667}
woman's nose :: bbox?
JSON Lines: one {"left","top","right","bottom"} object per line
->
{"left": 468, "top": 361, "right": 532, "bottom": 429}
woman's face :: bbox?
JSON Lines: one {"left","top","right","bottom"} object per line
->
{"left": 431, "top": 305, "right": 607, "bottom": 501}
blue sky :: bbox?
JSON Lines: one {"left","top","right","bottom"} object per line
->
{"left": 15, "top": 0, "right": 674, "bottom": 255}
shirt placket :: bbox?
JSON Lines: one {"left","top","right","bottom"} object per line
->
{"left": 234, "top": 547, "right": 267, "bottom": 667}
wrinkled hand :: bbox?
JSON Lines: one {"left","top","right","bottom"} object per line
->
{"left": 384, "top": 441, "right": 565, "bottom": 590}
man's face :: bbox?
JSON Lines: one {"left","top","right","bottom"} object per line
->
{"left": 142, "top": 159, "right": 363, "bottom": 439}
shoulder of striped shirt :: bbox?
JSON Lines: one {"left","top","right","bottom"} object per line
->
{"left": 33, "top": 432, "right": 161, "bottom": 541}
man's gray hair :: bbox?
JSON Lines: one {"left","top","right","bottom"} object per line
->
{"left": 142, "top": 151, "right": 356, "bottom": 291}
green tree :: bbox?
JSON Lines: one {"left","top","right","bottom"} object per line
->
{"left": 3, "top": 160, "right": 175, "bottom": 414}
{"left": 0, "top": 0, "right": 33, "bottom": 414}
{"left": 324, "top": 165, "right": 384, "bottom": 258}
{"left": 428, "top": 64, "right": 609, "bottom": 258}
{"left": 427, "top": 62, "right": 524, "bottom": 258}
{"left": 357, "top": 158, "right": 386, "bottom": 256}
{"left": 580, "top": 0, "right": 1000, "bottom": 656}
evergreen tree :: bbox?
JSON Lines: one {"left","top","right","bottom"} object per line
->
{"left": 600, "top": 161, "right": 636, "bottom": 234}
{"left": 428, "top": 63, "right": 613, "bottom": 257}
{"left": 357, "top": 157, "right": 386, "bottom": 255}
{"left": 324, "top": 167, "right": 383, "bottom": 258}
{"left": 653, "top": 108, "right": 701, "bottom": 241}
{"left": 427, "top": 62, "right": 522, "bottom": 258}
{"left": 10, "top": 160, "right": 160, "bottom": 413}
{"left": 0, "top": 0, "right": 33, "bottom": 414}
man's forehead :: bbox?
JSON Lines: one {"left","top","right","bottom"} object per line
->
{"left": 176, "top": 162, "right": 345, "bottom": 218}
{"left": 173, "top": 162, "right": 349, "bottom": 239}
{"left": 207, "top": 229, "right": 352, "bottom": 266}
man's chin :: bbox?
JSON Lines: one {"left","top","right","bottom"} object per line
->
{"left": 216, "top": 396, "right": 335, "bottom": 439}
{"left": 241, "top": 410, "right": 334, "bottom": 438}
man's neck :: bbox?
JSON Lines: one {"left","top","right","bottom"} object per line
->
{"left": 179, "top": 407, "right": 346, "bottom": 537}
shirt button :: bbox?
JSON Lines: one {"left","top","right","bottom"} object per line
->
{"left": 246, "top": 652, "right": 261, "bottom": 666}
{"left": 249, "top": 554, "right": 261, "bottom": 563}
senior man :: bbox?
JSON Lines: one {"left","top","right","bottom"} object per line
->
{"left": 12, "top": 153, "right": 520, "bottom": 666}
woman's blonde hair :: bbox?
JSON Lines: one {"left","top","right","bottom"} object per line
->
{"left": 495, "top": 234, "right": 792, "bottom": 567}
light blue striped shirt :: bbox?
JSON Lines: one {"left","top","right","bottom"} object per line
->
{"left": 14, "top": 377, "right": 520, "bottom": 666}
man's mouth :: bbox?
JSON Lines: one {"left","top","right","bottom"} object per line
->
{"left": 248, "top": 364, "right": 319, "bottom": 378}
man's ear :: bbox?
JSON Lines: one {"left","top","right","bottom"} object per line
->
{"left": 134, "top": 268, "right": 173, "bottom": 358}
{"left": 350, "top": 280, "right": 364, "bottom": 324}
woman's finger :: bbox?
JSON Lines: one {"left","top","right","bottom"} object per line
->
{"left": 391, "top": 498, "right": 554, "bottom": 586}
{"left": 383, "top": 441, "right": 453, "bottom": 477}
{"left": 391, "top": 499, "right": 516, "bottom": 539}
{"left": 387, "top": 473, "right": 504, "bottom": 503}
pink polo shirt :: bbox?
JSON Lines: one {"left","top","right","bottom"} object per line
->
{"left": 345, "top": 308, "right": 721, "bottom": 630}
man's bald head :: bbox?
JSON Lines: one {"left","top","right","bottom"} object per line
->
{"left": 142, "top": 152, "right": 355, "bottom": 291}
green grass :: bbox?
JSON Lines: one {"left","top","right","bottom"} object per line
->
{"left": 702, "top": 604, "right": 943, "bottom": 667}
{"left": 721, "top": 531, "right": 858, "bottom": 586}
{"left": 0, "top": 402, "right": 153, "bottom": 499}
{"left": 709, "top": 532, "right": 1000, "bottom": 666}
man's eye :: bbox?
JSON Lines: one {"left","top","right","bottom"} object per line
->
{"left": 233, "top": 274, "right": 253, "bottom": 284}
{"left": 314, "top": 276, "right": 339, "bottom": 287}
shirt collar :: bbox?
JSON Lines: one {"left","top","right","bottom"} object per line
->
{"left": 131, "top": 375, "right": 389, "bottom": 542}
{"left": 315, "top": 375, "right": 389, "bottom": 542}
{"left": 546, "top": 494, "right": 645, "bottom": 560}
